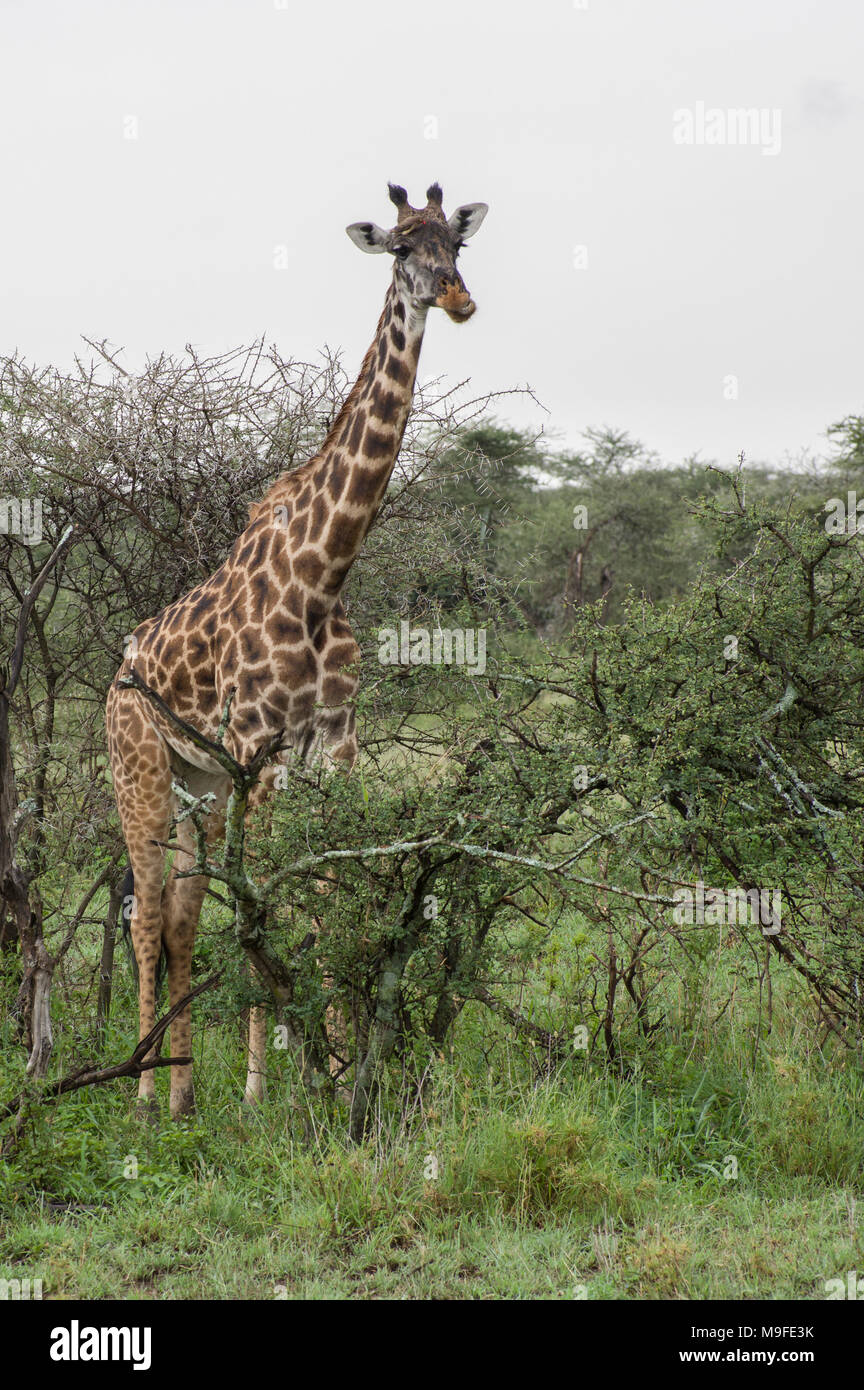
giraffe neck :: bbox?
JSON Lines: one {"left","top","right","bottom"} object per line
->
{"left": 261, "top": 277, "right": 428, "bottom": 605}
{"left": 315, "top": 277, "right": 427, "bottom": 588}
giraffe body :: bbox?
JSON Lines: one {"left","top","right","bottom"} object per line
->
{"left": 106, "top": 183, "right": 488, "bottom": 1116}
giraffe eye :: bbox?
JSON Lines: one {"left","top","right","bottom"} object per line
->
{"left": 393, "top": 244, "right": 411, "bottom": 260}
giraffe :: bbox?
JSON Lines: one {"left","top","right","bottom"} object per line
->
{"left": 106, "top": 181, "right": 489, "bottom": 1118}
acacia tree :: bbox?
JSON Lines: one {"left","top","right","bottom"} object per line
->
{"left": 222, "top": 458, "right": 864, "bottom": 1129}
{"left": 0, "top": 341, "right": 532, "bottom": 1115}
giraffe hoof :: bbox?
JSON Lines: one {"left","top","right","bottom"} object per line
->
{"left": 135, "top": 1098, "right": 161, "bottom": 1124}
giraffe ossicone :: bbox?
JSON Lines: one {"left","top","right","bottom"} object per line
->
{"left": 106, "top": 182, "right": 489, "bottom": 1118}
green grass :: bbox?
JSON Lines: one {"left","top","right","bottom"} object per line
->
{"left": 2, "top": 997, "right": 863, "bottom": 1299}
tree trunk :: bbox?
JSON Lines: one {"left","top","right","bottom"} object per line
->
{"left": 1, "top": 677, "right": 47, "bottom": 1065}
{"left": 348, "top": 865, "right": 438, "bottom": 1142}
{"left": 563, "top": 546, "right": 585, "bottom": 611}
{"left": 0, "top": 679, "right": 25, "bottom": 952}
{"left": 349, "top": 952, "right": 405, "bottom": 1143}
{"left": 0, "top": 526, "right": 75, "bottom": 1061}
{"left": 96, "top": 874, "right": 125, "bottom": 1052}
{"left": 2, "top": 674, "right": 52, "bottom": 1074}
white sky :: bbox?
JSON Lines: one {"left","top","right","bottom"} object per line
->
{"left": 1, "top": 0, "right": 861, "bottom": 468}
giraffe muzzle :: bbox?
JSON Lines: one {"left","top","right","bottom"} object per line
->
{"left": 434, "top": 282, "right": 476, "bottom": 322}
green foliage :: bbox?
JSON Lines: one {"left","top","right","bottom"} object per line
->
{"left": 5, "top": 345, "right": 864, "bottom": 1295}
{"left": 2, "top": 1027, "right": 863, "bottom": 1298}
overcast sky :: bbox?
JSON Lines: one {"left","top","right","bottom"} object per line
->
{"left": 1, "top": 0, "right": 861, "bottom": 469}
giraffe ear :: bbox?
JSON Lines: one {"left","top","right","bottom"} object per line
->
{"left": 448, "top": 203, "right": 489, "bottom": 242}
{"left": 346, "top": 221, "right": 389, "bottom": 254}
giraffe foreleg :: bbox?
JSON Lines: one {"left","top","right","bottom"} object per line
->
{"left": 244, "top": 992, "right": 269, "bottom": 1106}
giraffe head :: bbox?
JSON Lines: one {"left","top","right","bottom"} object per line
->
{"left": 346, "top": 182, "right": 488, "bottom": 322}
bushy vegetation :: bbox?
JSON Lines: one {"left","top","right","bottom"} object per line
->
{"left": 2, "top": 344, "right": 863, "bottom": 1298}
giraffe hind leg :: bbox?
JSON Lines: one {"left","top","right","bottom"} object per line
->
{"left": 107, "top": 688, "right": 176, "bottom": 1118}
{"left": 127, "top": 833, "right": 171, "bottom": 1118}
{"left": 244, "top": 993, "right": 268, "bottom": 1107}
